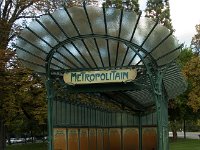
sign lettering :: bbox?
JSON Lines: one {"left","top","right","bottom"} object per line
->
{"left": 63, "top": 68, "right": 137, "bottom": 85}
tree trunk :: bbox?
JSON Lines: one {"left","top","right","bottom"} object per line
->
{"left": 0, "top": 118, "right": 6, "bottom": 150}
{"left": 31, "top": 130, "right": 34, "bottom": 143}
{"left": 172, "top": 129, "right": 177, "bottom": 141}
{"left": 6, "top": 131, "right": 11, "bottom": 145}
{"left": 183, "top": 119, "right": 186, "bottom": 139}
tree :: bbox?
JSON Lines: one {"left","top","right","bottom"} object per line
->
{"left": 168, "top": 48, "right": 194, "bottom": 140}
{"left": 145, "top": 0, "right": 173, "bottom": 31}
{"left": 0, "top": 1, "right": 125, "bottom": 148}
{"left": 185, "top": 23, "right": 200, "bottom": 112}
{"left": 0, "top": 1, "right": 63, "bottom": 149}
{"left": 4, "top": 65, "right": 47, "bottom": 144}
{"left": 169, "top": 45, "right": 200, "bottom": 140}
{"left": 64, "top": 0, "right": 101, "bottom": 7}
{"left": 104, "top": 0, "right": 140, "bottom": 12}
{"left": 183, "top": 55, "right": 200, "bottom": 112}
{"left": 191, "top": 24, "right": 200, "bottom": 54}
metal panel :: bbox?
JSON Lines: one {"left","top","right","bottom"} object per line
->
{"left": 71, "top": 105, "right": 75, "bottom": 125}
{"left": 66, "top": 103, "right": 71, "bottom": 125}
{"left": 61, "top": 102, "right": 66, "bottom": 125}
{"left": 57, "top": 101, "right": 62, "bottom": 125}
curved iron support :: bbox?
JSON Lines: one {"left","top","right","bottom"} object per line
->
{"left": 149, "top": 69, "right": 169, "bottom": 150}
{"left": 44, "top": 34, "right": 157, "bottom": 77}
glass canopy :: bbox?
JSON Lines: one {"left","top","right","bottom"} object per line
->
{"left": 15, "top": 5, "right": 187, "bottom": 111}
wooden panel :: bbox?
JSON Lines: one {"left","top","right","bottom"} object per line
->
{"left": 142, "top": 127, "right": 157, "bottom": 150}
{"left": 89, "top": 128, "right": 96, "bottom": 150}
{"left": 109, "top": 128, "right": 121, "bottom": 150}
{"left": 80, "top": 128, "right": 88, "bottom": 150}
{"left": 53, "top": 128, "right": 67, "bottom": 150}
{"left": 97, "top": 129, "right": 103, "bottom": 150}
{"left": 123, "top": 128, "right": 139, "bottom": 150}
{"left": 103, "top": 129, "right": 109, "bottom": 150}
{"left": 68, "top": 128, "right": 79, "bottom": 150}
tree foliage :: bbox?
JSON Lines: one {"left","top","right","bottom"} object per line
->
{"left": 104, "top": 0, "right": 139, "bottom": 12}
{"left": 182, "top": 55, "right": 200, "bottom": 112}
{"left": 169, "top": 46, "right": 200, "bottom": 139}
{"left": 2, "top": 65, "right": 47, "bottom": 142}
{"left": 168, "top": 48, "right": 194, "bottom": 139}
{"left": 145, "top": 0, "right": 173, "bottom": 31}
{"left": 191, "top": 24, "right": 200, "bottom": 54}
{"left": 185, "top": 23, "right": 200, "bottom": 112}
{"left": 4, "top": 66, "right": 47, "bottom": 124}
{"left": 0, "top": 0, "right": 63, "bottom": 149}
{"left": 64, "top": 0, "right": 100, "bottom": 7}
{"left": 180, "top": 24, "right": 200, "bottom": 113}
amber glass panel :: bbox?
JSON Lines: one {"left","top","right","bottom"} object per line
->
{"left": 142, "top": 127, "right": 157, "bottom": 150}
{"left": 80, "top": 128, "right": 89, "bottom": 150}
{"left": 123, "top": 128, "right": 139, "bottom": 150}
{"left": 53, "top": 128, "right": 67, "bottom": 150}
{"left": 68, "top": 128, "right": 79, "bottom": 150}
{"left": 103, "top": 128, "right": 109, "bottom": 150}
{"left": 89, "top": 128, "right": 96, "bottom": 150}
{"left": 97, "top": 129, "right": 103, "bottom": 150}
{"left": 109, "top": 128, "right": 121, "bottom": 150}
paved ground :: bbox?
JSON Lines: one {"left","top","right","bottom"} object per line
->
{"left": 169, "top": 132, "right": 200, "bottom": 139}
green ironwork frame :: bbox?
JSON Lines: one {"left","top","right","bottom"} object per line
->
{"left": 15, "top": 4, "right": 187, "bottom": 150}
{"left": 44, "top": 37, "right": 169, "bottom": 150}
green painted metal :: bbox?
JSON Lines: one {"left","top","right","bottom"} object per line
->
{"left": 14, "top": 5, "right": 188, "bottom": 150}
{"left": 139, "top": 113, "right": 142, "bottom": 150}
{"left": 46, "top": 79, "right": 54, "bottom": 150}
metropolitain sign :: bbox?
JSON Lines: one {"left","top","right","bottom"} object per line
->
{"left": 63, "top": 68, "right": 137, "bottom": 85}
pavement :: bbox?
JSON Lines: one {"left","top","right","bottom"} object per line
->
{"left": 169, "top": 132, "right": 200, "bottom": 139}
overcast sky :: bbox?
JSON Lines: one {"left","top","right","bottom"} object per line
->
{"left": 139, "top": 0, "right": 200, "bottom": 46}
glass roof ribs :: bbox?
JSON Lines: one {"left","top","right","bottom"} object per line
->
{"left": 83, "top": 4, "right": 105, "bottom": 67}
{"left": 15, "top": 5, "right": 186, "bottom": 101}
{"left": 15, "top": 5, "right": 187, "bottom": 103}
{"left": 121, "top": 11, "right": 142, "bottom": 67}
{"left": 63, "top": 6, "right": 98, "bottom": 68}
{"left": 48, "top": 12, "right": 89, "bottom": 68}
{"left": 135, "top": 30, "right": 174, "bottom": 66}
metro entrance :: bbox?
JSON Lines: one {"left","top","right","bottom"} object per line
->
{"left": 16, "top": 4, "right": 187, "bottom": 150}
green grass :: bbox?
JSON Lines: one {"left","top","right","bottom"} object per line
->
{"left": 6, "top": 143, "right": 47, "bottom": 150}
{"left": 170, "top": 139, "right": 200, "bottom": 150}
{"left": 6, "top": 139, "right": 200, "bottom": 150}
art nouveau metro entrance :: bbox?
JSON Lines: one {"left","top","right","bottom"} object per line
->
{"left": 15, "top": 4, "right": 187, "bottom": 150}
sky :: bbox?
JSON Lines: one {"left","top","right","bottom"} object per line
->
{"left": 139, "top": 0, "right": 200, "bottom": 46}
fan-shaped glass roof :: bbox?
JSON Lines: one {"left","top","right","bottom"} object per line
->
{"left": 15, "top": 5, "right": 187, "bottom": 111}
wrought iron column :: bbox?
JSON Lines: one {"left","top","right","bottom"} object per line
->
{"left": 154, "top": 71, "right": 169, "bottom": 150}
{"left": 46, "top": 79, "right": 54, "bottom": 150}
